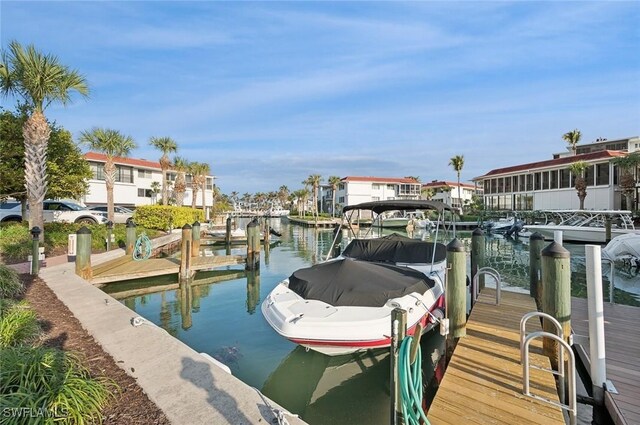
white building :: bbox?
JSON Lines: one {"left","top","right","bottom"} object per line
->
{"left": 83, "top": 152, "right": 216, "bottom": 214}
{"left": 422, "top": 180, "right": 479, "bottom": 209}
{"left": 327, "top": 176, "right": 421, "bottom": 215}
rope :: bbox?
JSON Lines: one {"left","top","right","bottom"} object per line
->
{"left": 399, "top": 336, "right": 431, "bottom": 425}
{"left": 133, "top": 232, "right": 152, "bottom": 261}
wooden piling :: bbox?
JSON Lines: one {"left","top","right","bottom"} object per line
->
{"left": 75, "top": 226, "right": 92, "bottom": 280}
{"left": 541, "top": 241, "right": 571, "bottom": 369}
{"left": 180, "top": 224, "right": 192, "bottom": 282}
{"left": 605, "top": 217, "right": 612, "bottom": 243}
{"left": 191, "top": 221, "right": 201, "bottom": 257}
{"left": 390, "top": 308, "right": 407, "bottom": 425}
{"left": 529, "top": 232, "right": 545, "bottom": 309}
{"left": 246, "top": 220, "right": 260, "bottom": 270}
{"left": 126, "top": 220, "right": 137, "bottom": 255}
{"left": 225, "top": 216, "right": 232, "bottom": 245}
{"left": 471, "top": 228, "right": 485, "bottom": 298}
{"left": 447, "top": 238, "right": 467, "bottom": 339}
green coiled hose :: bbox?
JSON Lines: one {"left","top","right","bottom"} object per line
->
{"left": 399, "top": 335, "right": 431, "bottom": 425}
{"left": 133, "top": 232, "right": 152, "bottom": 261}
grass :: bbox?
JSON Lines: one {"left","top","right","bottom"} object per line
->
{"left": 0, "top": 265, "right": 23, "bottom": 298}
{"left": 0, "top": 299, "right": 41, "bottom": 348}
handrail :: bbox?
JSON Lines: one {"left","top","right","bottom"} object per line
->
{"left": 522, "top": 331, "right": 576, "bottom": 425}
{"left": 472, "top": 267, "right": 501, "bottom": 305}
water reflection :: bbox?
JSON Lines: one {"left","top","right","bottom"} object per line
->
{"left": 246, "top": 270, "right": 261, "bottom": 314}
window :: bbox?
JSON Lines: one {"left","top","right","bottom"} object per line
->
{"left": 372, "top": 184, "right": 381, "bottom": 190}
{"left": 137, "top": 188, "right": 153, "bottom": 198}
{"left": 596, "top": 163, "right": 609, "bottom": 185}
{"left": 372, "top": 196, "right": 380, "bottom": 201}
{"left": 117, "top": 166, "right": 133, "bottom": 183}
{"left": 138, "top": 169, "right": 152, "bottom": 178}
{"left": 398, "top": 184, "right": 420, "bottom": 196}
{"left": 585, "top": 165, "right": 595, "bottom": 187}
{"left": 497, "top": 178, "right": 504, "bottom": 194}
{"left": 559, "top": 169, "right": 571, "bottom": 188}
{"left": 534, "top": 173, "right": 541, "bottom": 190}
{"left": 505, "top": 177, "right": 512, "bottom": 193}
{"left": 206, "top": 177, "right": 213, "bottom": 191}
{"left": 338, "top": 196, "right": 345, "bottom": 203}
{"left": 542, "top": 172, "right": 549, "bottom": 190}
{"left": 518, "top": 175, "right": 525, "bottom": 192}
{"left": 490, "top": 179, "right": 497, "bottom": 194}
{"left": 526, "top": 174, "right": 533, "bottom": 191}
{"left": 338, "top": 183, "right": 345, "bottom": 190}
{"left": 90, "top": 163, "right": 105, "bottom": 180}
{"left": 167, "top": 173, "right": 177, "bottom": 182}
{"left": 387, "top": 184, "right": 395, "bottom": 190}
{"left": 484, "top": 180, "right": 490, "bottom": 194}
{"left": 550, "top": 170, "right": 559, "bottom": 189}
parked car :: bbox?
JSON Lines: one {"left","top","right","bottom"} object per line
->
{"left": 87, "top": 205, "right": 134, "bottom": 224}
{"left": 0, "top": 200, "right": 108, "bottom": 224}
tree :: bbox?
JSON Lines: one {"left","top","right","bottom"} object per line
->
{"left": 612, "top": 152, "right": 640, "bottom": 210}
{"left": 149, "top": 136, "right": 178, "bottom": 206}
{"left": 79, "top": 128, "right": 136, "bottom": 221}
{"left": 278, "top": 185, "right": 289, "bottom": 208}
{"left": 199, "top": 163, "right": 211, "bottom": 216}
{"left": 421, "top": 187, "right": 434, "bottom": 200}
{"left": 0, "top": 108, "right": 91, "bottom": 215}
{"left": 1, "top": 41, "right": 89, "bottom": 240}
{"left": 449, "top": 155, "right": 465, "bottom": 211}
{"left": 569, "top": 161, "right": 588, "bottom": 209}
{"left": 303, "top": 174, "right": 322, "bottom": 218}
{"left": 150, "top": 181, "right": 161, "bottom": 204}
{"left": 172, "top": 157, "right": 190, "bottom": 207}
{"left": 189, "top": 162, "right": 210, "bottom": 210}
{"left": 327, "top": 176, "right": 341, "bottom": 217}
{"left": 563, "top": 129, "right": 582, "bottom": 156}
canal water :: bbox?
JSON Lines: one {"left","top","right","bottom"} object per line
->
{"left": 104, "top": 219, "right": 640, "bottom": 425}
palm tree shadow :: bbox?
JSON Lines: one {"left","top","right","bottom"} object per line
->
{"left": 180, "top": 357, "right": 275, "bottom": 424}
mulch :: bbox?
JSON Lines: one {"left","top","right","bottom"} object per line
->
{"left": 19, "top": 275, "right": 171, "bottom": 425}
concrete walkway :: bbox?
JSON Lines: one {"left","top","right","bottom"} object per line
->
{"left": 35, "top": 249, "right": 306, "bottom": 425}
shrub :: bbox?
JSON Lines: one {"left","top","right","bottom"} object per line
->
{"left": 0, "top": 265, "right": 23, "bottom": 298}
{"left": 133, "top": 205, "right": 205, "bottom": 231}
{"left": 0, "top": 346, "right": 117, "bottom": 425}
{"left": 0, "top": 300, "right": 40, "bottom": 348}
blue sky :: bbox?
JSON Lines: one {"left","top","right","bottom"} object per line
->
{"left": 2, "top": 1, "right": 639, "bottom": 194}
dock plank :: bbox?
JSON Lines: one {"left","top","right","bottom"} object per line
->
{"left": 428, "top": 289, "right": 565, "bottom": 425}
{"left": 571, "top": 297, "right": 640, "bottom": 425}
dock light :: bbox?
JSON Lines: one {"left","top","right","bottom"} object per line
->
{"left": 107, "top": 220, "right": 113, "bottom": 229}
{"left": 30, "top": 226, "right": 41, "bottom": 240}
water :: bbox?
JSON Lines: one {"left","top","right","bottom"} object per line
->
{"left": 106, "top": 220, "right": 640, "bottom": 425}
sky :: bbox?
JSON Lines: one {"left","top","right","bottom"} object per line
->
{"left": 1, "top": 1, "right": 639, "bottom": 195}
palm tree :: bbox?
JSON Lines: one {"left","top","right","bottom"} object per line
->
{"left": 449, "top": 155, "right": 465, "bottom": 211}
{"left": 563, "top": 129, "right": 582, "bottom": 156}
{"left": 150, "top": 181, "right": 161, "bottom": 204}
{"left": 278, "top": 185, "right": 289, "bottom": 208}
{"left": 612, "top": 152, "right": 640, "bottom": 209}
{"left": 188, "top": 162, "right": 201, "bottom": 209}
{"left": 1, "top": 41, "right": 89, "bottom": 240}
{"left": 79, "top": 128, "right": 136, "bottom": 221}
{"left": 199, "top": 163, "right": 211, "bottom": 216}
{"left": 569, "top": 161, "right": 588, "bottom": 209}
{"left": 421, "top": 187, "right": 434, "bottom": 200}
{"left": 327, "top": 176, "right": 341, "bottom": 217}
{"left": 303, "top": 174, "right": 323, "bottom": 218}
{"left": 172, "top": 156, "right": 190, "bottom": 207}
{"left": 148, "top": 137, "right": 178, "bottom": 206}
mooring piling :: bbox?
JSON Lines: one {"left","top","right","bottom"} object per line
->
{"left": 225, "top": 216, "right": 232, "bottom": 245}
{"left": 471, "top": 228, "right": 485, "bottom": 301}
{"left": 446, "top": 238, "right": 467, "bottom": 339}
{"left": 126, "top": 220, "right": 137, "bottom": 255}
{"left": 180, "top": 224, "right": 192, "bottom": 282}
{"left": 529, "top": 232, "right": 544, "bottom": 309}
{"left": 191, "top": 221, "right": 201, "bottom": 257}
{"left": 390, "top": 308, "right": 407, "bottom": 425}
{"left": 75, "top": 226, "right": 92, "bottom": 280}
{"left": 246, "top": 220, "right": 260, "bottom": 270}
{"left": 585, "top": 245, "right": 607, "bottom": 406}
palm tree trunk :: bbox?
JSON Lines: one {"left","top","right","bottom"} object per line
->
{"left": 104, "top": 160, "right": 116, "bottom": 222}
{"left": 162, "top": 168, "right": 168, "bottom": 206}
{"left": 457, "top": 173, "right": 462, "bottom": 211}
{"left": 192, "top": 184, "right": 199, "bottom": 209}
{"left": 202, "top": 180, "right": 207, "bottom": 219}
{"left": 332, "top": 190, "right": 336, "bottom": 218}
{"left": 23, "top": 111, "right": 51, "bottom": 242}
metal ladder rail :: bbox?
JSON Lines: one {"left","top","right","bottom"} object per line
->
{"left": 472, "top": 266, "right": 502, "bottom": 305}
{"left": 522, "top": 331, "right": 576, "bottom": 425}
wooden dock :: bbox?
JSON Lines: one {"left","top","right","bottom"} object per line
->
{"left": 91, "top": 255, "right": 245, "bottom": 285}
{"left": 571, "top": 297, "right": 640, "bottom": 425}
{"left": 428, "top": 288, "right": 565, "bottom": 424}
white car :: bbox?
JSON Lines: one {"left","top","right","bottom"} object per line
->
{"left": 88, "top": 205, "right": 134, "bottom": 224}
{"left": 0, "top": 200, "right": 108, "bottom": 225}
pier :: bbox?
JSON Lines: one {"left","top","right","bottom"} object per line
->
{"left": 572, "top": 297, "right": 640, "bottom": 425}
{"left": 428, "top": 288, "right": 565, "bottom": 424}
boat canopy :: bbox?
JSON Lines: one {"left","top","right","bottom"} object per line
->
{"left": 288, "top": 259, "right": 433, "bottom": 307}
{"left": 342, "top": 234, "right": 446, "bottom": 264}
{"left": 342, "top": 200, "right": 454, "bottom": 214}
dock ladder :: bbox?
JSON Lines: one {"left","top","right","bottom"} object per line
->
{"left": 520, "top": 311, "right": 577, "bottom": 425}
{"left": 472, "top": 267, "right": 502, "bottom": 305}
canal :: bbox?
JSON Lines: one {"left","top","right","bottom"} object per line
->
{"left": 103, "top": 219, "right": 640, "bottom": 425}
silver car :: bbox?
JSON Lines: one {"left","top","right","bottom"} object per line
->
{"left": 88, "top": 205, "right": 134, "bottom": 224}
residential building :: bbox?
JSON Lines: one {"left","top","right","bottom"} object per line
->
{"left": 422, "top": 180, "right": 480, "bottom": 209}
{"left": 83, "top": 152, "right": 216, "bottom": 216}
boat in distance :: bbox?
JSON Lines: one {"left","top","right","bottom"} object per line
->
{"left": 262, "top": 200, "right": 456, "bottom": 356}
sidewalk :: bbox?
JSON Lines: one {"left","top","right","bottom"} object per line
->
{"left": 6, "top": 253, "right": 70, "bottom": 274}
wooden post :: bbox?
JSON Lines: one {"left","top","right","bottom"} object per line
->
{"left": 390, "top": 308, "right": 407, "bottom": 425}
{"left": 75, "top": 226, "right": 92, "bottom": 280}
{"left": 30, "top": 226, "right": 41, "bottom": 276}
{"left": 470, "top": 228, "right": 485, "bottom": 301}
{"left": 225, "top": 216, "right": 232, "bottom": 245}
{"left": 191, "top": 221, "right": 201, "bottom": 258}
{"left": 541, "top": 241, "right": 571, "bottom": 369}
{"left": 605, "top": 216, "right": 612, "bottom": 243}
{"left": 246, "top": 270, "right": 261, "bottom": 314}
{"left": 246, "top": 220, "right": 260, "bottom": 270}
{"left": 529, "top": 232, "right": 545, "bottom": 310}
{"left": 447, "top": 238, "right": 467, "bottom": 339}
{"left": 180, "top": 224, "right": 192, "bottom": 282}
{"left": 126, "top": 220, "right": 137, "bottom": 255}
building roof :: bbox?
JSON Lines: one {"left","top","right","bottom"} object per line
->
{"left": 85, "top": 152, "right": 162, "bottom": 170}
{"left": 342, "top": 176, "right": 420, "bottom": 184}
{"left": 474, "top": 150, "right": 627, "bottom": 180}
{"left": 422, "top": 180, "right": 475, "bottom": 189}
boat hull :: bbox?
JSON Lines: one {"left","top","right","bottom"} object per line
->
{"left": 525, "top": 225, "right": 640, "bottom": 243}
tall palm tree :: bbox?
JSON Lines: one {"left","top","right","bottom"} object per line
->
{"left": 327, "top": 176, "right": 341, "bottom": 217}
{"left": 278, "top": 185, "right": 289, "bottom": 208}
{"left": 199, "top": 163, "right": 211, "bottom": 216}
{"left": 150, "top": 181, "right": 161, "bottom": 204}
{"left": 79, "top": 128, "right": 136, "bottom": 221}
{"left": 569, "top": 161, "right": 588, "bottom": 209}
{"left": 303, "top": 174, "right": 323, "bottom": 218}
{"left": 563, "top": 129, "right": 582, "bottom": 156}
{"left": 172, "top": 156, "right": 190, "bottom": 207}
{"left": 449, "top": 155, "right": 465, "bottom": 211}
{"left": 148, "top": 137, "right": 178, "bottom": 205}
{"left": 1, "top": 41, "right": 89, "bottom": 240}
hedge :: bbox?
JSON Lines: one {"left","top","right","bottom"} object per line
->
{"left": 133, "top": 205, "right": 205, "bottom": 231}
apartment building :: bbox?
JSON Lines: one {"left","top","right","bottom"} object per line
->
{"left": 422, "top": 180, "right": 479, "bottom": 209}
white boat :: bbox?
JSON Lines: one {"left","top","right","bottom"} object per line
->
{"left": 407, "top": 211, "right": 433, "bottom": 229}
{"left": 602, "top": 233, "right": 640, "bottom": 265}
{"left": 262, "top": 200, "right": 454, "bottom": 356}
{"left": 371, "top": 210, "right": 410, "bottom": 228}
{"left": 525, "top": 210, "right": 640, "bottom": 243}
{"left": 483, "top": 217, "right": 516, "bottom": 234}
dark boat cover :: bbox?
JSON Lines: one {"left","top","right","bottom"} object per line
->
{"left": 342, "top": 234, "right": 446, "bottom": 264}
{"left": 288, "top": 259, "right": 433, "bottom": 307}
